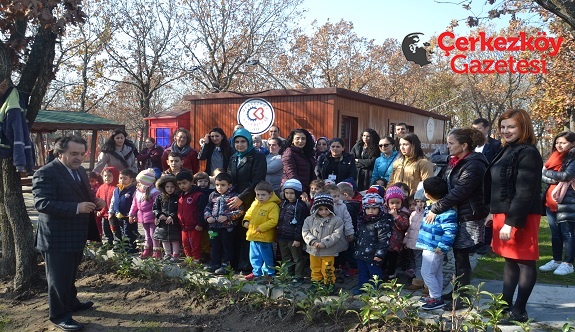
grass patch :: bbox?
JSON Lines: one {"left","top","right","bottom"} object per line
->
{"left": 474, "top": 217, "right": 575, "bottom": 285}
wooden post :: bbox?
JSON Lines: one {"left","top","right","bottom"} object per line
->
{"left": 90, "top": 130, "right": 97, "bottom": 171}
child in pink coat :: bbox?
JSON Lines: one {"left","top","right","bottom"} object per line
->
{"left": 130, "top": 168, "right": 161, "bottom": 258}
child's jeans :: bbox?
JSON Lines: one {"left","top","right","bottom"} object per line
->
{"left": 182, "top": 229, "right": 202, "bottom": 260}
{"left": 278, "top": 239, "right": 305, "bottom": 278}
{"left": 249, "top": 241, "right": 275, "bottom": 277}
{"left": 209, "top": 227, "right": 235, "bottom": 267}
{"left": 102, "top": 218, "right": 114, "bottom": 245}
{"left": 356, "top": 259, "right": 383, "bottom": 291}
{"left": 421, "top": 249, "right": 444, "bottom": 299}
{"left": 309, "top": 255, "right": 335, "bottom": 284}
{"left": 142, "top": 223, "right": 160, "bottom": 248}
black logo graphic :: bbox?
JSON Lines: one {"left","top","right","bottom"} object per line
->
{"left": 402, "top": 33, "right": 432, "bottom": 67}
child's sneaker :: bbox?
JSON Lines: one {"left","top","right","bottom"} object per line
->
{"left": 170, "top": 254, "right": 180, "bottom": 263}
{"left": 152, "top": 250, "right": 162, "bottom": 259}
{"left": 419, "top": 296, "right": 431, "bottom": 304}
{"left": 422, "top": 298, "right": 445, "bottom": 310}
{"left": 244, "top": 273, "right": 259, "bottom": 281}
{"left": 215, "top": 264, "right": 229, "bottom": 275}
{"left": 163, "top": 254, "right": 172, "bottom": 261}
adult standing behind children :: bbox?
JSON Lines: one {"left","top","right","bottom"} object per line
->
{"left": 351, "top": 128, "right": 380, "bottom": 191}
{"left": 137, "top": 137, "right": 164, "bottom": 171}
{"left": 198, "top": 127, "right": 232, "bottom": 175}
{"left": 33, "top": 135, "right": 105, "bottom": 331}
{"left": 389, "top": 134, "right": 434, "bottom": 195}
{"left": 228, "top": 128, "right": 267, "bottom": 273}
{"left": 484, "top": 109, "right": 543, "bottom": 325}
{"left": 371, "top": 136, "right": 399, "bottom": 185}
{"left": 161, "top": 128, "right": 199, "bottom": 174}
{"left": 93, "top": 129, "right": 138, "bottom": 174}
{"left": 424, "top": 128, "right": 489, "bottom": 310}
{"left": 281, "top": 128, "right": 316, "bottom": 197}
{"left": 315, "top": 138, "right": 358, "bottom": 184}
{"left": 265, "top": 137, "right": 283, "bottom": 195}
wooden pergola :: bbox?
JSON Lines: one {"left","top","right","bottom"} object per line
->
{"left": 31, "top": 110, "right": 125, "bottom": 169}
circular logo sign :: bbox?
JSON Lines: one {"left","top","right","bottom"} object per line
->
{"left": 237, "top": 98, "right": 275, "bottom": 135}
{"left": 426, "top": 117, "right": 435, "bottom": 141}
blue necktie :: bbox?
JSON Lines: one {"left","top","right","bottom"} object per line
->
{"left": 73, "top": 170, "right": 80, "bottom": 182}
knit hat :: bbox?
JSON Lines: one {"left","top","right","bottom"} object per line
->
{"left": 362, "top": 187, "right": 384, "bottom": 210}
{"left": 369, "top": 185, "right": 386, "bottom": 199}
{"left": 137, "top": 168, "right": 157, "bottom": 187}
{"left": 311, "top": 193, "right": 334, "bottom": 215}
{"left": 283, "top": 179, "right": 303, "bottom": 193}
{"left": 385, "top": 186, "right": 405, "bottom": 203}
{"left": 414, "top": 188, "right": 426, "bottom": 201}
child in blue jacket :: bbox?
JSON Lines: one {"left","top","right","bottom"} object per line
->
{"left": 416, "top": 177, "right": 458, "bottom": 310}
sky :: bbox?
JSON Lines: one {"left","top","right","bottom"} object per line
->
{"left": 301, "top": 0, "right": 534, "bottom": 43}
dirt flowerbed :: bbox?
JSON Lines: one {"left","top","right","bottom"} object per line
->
{"left": 0, "top": 259, "right": 383, "bottom": 332}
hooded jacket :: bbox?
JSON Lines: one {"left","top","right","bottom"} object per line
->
{"left": 129, "top": 187, "right": 160, "bottom": 223}
{"left": 277, "top": 199, "right": 310, "bottom": 242}
{"left": 178, "top": 185, "right": 208, "bottom": 231}
{"left": 244, "top": 192, "right": 281, "bottom": 243}
{"left": 302, "top": 209, "right": 344, "bottom": 257}
{"left": 430, "top": 152, "right": 489, "bottom": 223}
{"left": 0, "top": 87, "right": 35, "bottom": 173}
{"left": 204, "top": 187, "right": 245, "bottom": 228}
{"left": 542, "top": 148, "right": 575, "bottom": 223}
{"left": 354, "top": 212, "right": 392, "bottom": 262}
{"left": 96, "top": 166, "right": 120, "bottom": 218}
{"left": 153, "top": 176, "right": 181, "bottom": 241}
{"left": 416, "top": 205, "right": 458, "bottom": 253}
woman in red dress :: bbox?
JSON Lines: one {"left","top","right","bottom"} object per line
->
{"left": 484, "top": 109, "right": 542, "bottom": 324}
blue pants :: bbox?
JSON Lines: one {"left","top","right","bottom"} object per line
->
{"left": 547, "top": 208, "right": 575, "bottom": 263}
{"left": 356, "top": 259, "right": 383, "bottom": 292}
{"left": 249, "top": 241, "right": 275, "bottom": 276}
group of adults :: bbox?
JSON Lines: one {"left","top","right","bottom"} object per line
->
{"left": 35, "top": 108, "right": 563, "bottom": 329}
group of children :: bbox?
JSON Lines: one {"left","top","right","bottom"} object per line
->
{"left": 90, "top": 155, "right": 458, "bottom": 310}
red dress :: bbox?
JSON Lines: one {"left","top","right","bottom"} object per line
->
{"left": 492, "top": 213, "right": 540, "bottom": 260}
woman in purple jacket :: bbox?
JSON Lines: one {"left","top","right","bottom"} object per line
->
{"left": 280, "top": 128, "right": 316, "bottom": 197}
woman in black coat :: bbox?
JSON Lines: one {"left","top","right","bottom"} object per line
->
{"left": 198, "top": 127, "right": 232, "bottom": 175}
{"left": 351, "top": 128, "right": 380, "bottom": 191}
{"left": 227, "top": 128, "right": 267, "bottom": 273}
{"left": 484, "top": 109, "right": 542, "bottom": 324}
{"left": 315, "top": 138, "right": 358, "bottom": 184}
{"left": 425, "top": 128, "right": 489, "bottom": 309}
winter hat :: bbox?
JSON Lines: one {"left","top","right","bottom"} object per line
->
{"left": 362, "top": 187, "right": 384, "bottom": 210}
{"left": 414, "top": 188, "right": 426, "bottom": 201}
{"left": 370, "top": 185, "right": 386, "bottom": 199}
{"left": 385, "top": 186, "right": 405, "bottom": 203}
{"left": 156, "top": 174, "right": 177, "bottom": 192}
{"left": 311, "top": 193, "right": 334, "bottom": 215}
{"left": 283, "top": 179, "right": 303, "bottom": 193}
{"left": 137, "top": 168, "right": 157, "bottom": 187}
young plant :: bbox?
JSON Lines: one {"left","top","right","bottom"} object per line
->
{"left": 318, "top": 288, "right": 350, "bottom": 324}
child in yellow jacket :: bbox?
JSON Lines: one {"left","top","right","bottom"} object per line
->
{"left": 242, "top": 181, "right": 280, "bottom": 281}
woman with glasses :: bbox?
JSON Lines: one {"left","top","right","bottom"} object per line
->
{"left": 371, "top": 137, "right": 399, "bottom": 185}
{"left": 136, "top": 137, "right": 164, "bottom": 171}
{"left": 315, "top": 138, "right": 358, "bottom": 184}
{"left": 351, "top": 128, "right": 381, "bottom": 191}
{"left": 198, "top": 127, "right": 232, "bottom": 175}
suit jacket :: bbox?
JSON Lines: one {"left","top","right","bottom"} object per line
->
{"left": 482, "top": 137, "right": 501, "bottom": 164}
{"left": 33, "top": 159, "right": 99, "bottom": 252}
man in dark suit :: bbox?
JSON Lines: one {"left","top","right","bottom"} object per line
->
{"left": 33, "top": 135, "right": 105, "bottom": 331}
{"left": 472, "top": 118, "right": 502, "bottom": 255}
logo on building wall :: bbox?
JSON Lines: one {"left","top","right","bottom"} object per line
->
{"left": 237, "top": 98, "right": 275, "bottom": 135}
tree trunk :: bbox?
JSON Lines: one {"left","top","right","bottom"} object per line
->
{"left": 0, "top": 169, "right": 16, "bottom": 276}
{"left": 0, "top": 159, "right": 37, "bottom": 293}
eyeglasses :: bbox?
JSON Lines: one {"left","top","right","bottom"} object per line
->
{"left": 379, "top": 144, "right": 391, "bottom": 148}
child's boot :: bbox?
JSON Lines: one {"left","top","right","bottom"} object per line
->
{"left": 405, "top": 278, "right": 424, "bottom": 291}
{"left": 139, "top": 247, "right": 152, "bottom": 259}
{"left": 152, "top": 247, "right": 162, "bottom": 259}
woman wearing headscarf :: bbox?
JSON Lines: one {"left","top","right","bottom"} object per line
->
{"left": 351, "top": 128, "right": 381, "bottom": 191}
{"left": 227, "top": 128, "right": 267, "bottom": 273}
{"left": 93, "top": 129, "right": 138, "bottom": 174}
